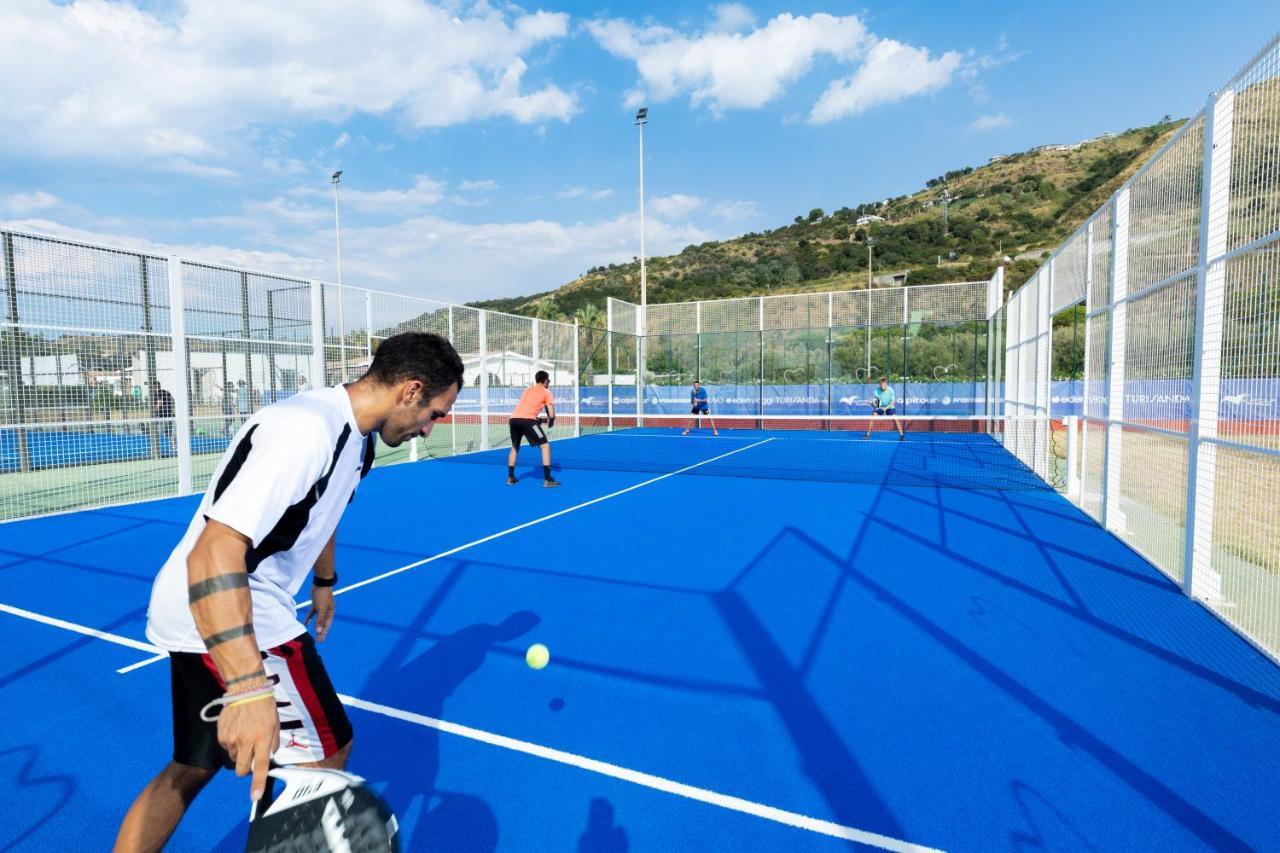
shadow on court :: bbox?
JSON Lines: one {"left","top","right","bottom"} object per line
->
{"left": 577, "top": 796, "right": 629, "bottom": 853}
{"left": 358, "top": 566, "right": 539, "bottom": 850}
{"left": 0, "top": 746, "right": 76, "bottom": 850}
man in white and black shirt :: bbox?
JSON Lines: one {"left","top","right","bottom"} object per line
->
{"left": 115, "top": 333, "right": 464, "bottom": 852}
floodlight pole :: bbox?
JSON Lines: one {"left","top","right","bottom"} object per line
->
{"left": 332, "top": 170, "right": 347, "bottom": 381}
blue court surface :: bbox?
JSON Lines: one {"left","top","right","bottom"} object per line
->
{"left": 2, "top": 426, "right": 1280, "bottom": 851}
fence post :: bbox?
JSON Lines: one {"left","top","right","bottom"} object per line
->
{"left": 606, "top": 300, "right": 614, "bottom": 428}
{"left": 1080, "top": 222, "right": 1095, "bottom": 506}
{"left": 2, "top": 232, "right": 31, "bottom": 473}
{"left": 635, "top": 304, "right": 644, "bottom": 425}
{"left": 479, "top": 310, "right": 489, "bottom": 448}
{"left": 829, "top": 289, "right": 839, "bottom": 414}
{"left": 1038, "top": 264, "right": 1053, "bottom": 478}
{"left": 309, "top": 282, "right": 325, "bottom": 389}
{"left": 573, "top": 319, "right": 581, "bottom": 436}
{"left": 1184, "top": 89, "right": 1235, "bottom": 600}
{"left": 364, "top": 290, "right": 374, "bottom": 361}
{"left": 168, "top": 257, "right": 193, "bottom": 496}
{"left": 1102, "top": 189, "right": 1130, "bottom": 534}
{"left": 448, "top": 306, "right": 457, "bottom": 454}
{"left": 1065, "top": 415, "right": 1080, "bottom": 498}
{"left": 758, "top": 298, "right": 765, "bottom": 419}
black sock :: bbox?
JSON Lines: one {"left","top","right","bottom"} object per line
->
{"left": 508, "top": 465, "right": 515, "bottom": 478}
{"left": 543, "top": 465, "right": 552, "bottom": 480}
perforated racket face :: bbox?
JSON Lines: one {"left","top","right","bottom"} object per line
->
{"left": 246, "top": 770, "right": 399, "bottom": 853}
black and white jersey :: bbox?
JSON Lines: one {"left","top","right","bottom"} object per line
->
{"left": 146, "top": 386, "right": 375, "bottom": 652}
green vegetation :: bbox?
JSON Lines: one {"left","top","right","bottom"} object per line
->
{"left": 472, "top": 119, "right": 1185, "bottom": 318}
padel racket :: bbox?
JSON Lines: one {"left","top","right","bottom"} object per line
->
{"left": 246, "top": 767, "right": 399, "bottom": 853}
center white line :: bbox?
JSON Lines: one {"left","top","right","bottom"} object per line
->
{"left": 114, "top": 438, "right": 776, "bottom": 673}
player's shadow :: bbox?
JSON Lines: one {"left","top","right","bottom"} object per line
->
{"left": 0, "top": 746, "right": 75, "bottom": 849}
{"left": 577, "top": 797, "right": 629, "bottom": 853}
{"left": 362, "top": 605, "right": 541, "bottom": 851}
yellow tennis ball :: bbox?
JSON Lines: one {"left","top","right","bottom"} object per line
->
{"left": 525, "top": 643, "right": 550, "bottom": 670}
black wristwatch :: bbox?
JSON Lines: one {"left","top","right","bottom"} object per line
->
{"left": 312, "top": 574, "right": 338, "bottom": 588}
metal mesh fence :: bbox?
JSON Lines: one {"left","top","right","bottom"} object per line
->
{"left": 1008, "top": 33, "right": 1280, "bottom": 661}
{"left": 610, "top": 280, "right": 998, "bottom": 417}
{"left": 0, "top": 230, "right": 577, "bottom": 521}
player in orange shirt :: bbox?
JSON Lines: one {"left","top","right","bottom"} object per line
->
{"left": 507, "top": 370, "right": 561, "bottom": 487}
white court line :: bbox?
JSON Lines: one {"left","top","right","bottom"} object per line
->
{"left": 115, "top": 437, "right": 775, "bottom": 673}
{"left": 117, "top": 652, "right": 168, "bottom": 673}
{"left": 341, "top": 693, "right": 942, "bottom": 852}
{"left": 317, "top": 436, "right": 775, "bottom": 601}
{"left": 2, "top": 593, "right": 944, "bottom": 851}
{"left": 0, "top": 602, "right": 161, "bottom": 655}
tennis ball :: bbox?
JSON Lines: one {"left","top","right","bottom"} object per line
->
{"left": 525, "top": 643, "right": 550, "bottom": 670}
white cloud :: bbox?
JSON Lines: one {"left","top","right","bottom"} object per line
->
{"left": 588, "top": 11, "right": 963, "bottom": 121}
{"left": 970, "top": 113, "right": 1013, "bottom": 131}
{"left": 461, "top": 179, "right": 499, "bottom": 191}
{"left": 650, "top": 194, "right": 705, "bottom": 218}
{"left": 588, "top": 13, "right": 869, "bottom": 113}
{"left": 0, "top": 0, "right": 577, "bottom": 171}
{"left": 333, "top": 132, "right": 351, "bottom": 149}
{"left": 6, "top": 202, "right": 720, "bottom": 305}
{"left": 2, "top": 191, "right": 67, "bottom": 215}
{"left": 590, "top": 189, "right": 614, "bottom": 201}
{"left": 712, "top": 200, "right": 759, "bottom": 221}
{"left": 809, "top": 39, "right": 962, "bottom": 123}
{"left": 710, "top": 3, "right": 756, "bottom": 33}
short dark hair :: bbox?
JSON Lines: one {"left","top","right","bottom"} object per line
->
{"left": 534, "top": 370, "right": 550, "bottom": 385}
{"left": 364, "top": 333, "right": 464, "bottom": 399}
{"left": 879, "top": 376, "right": 888, "bottom": 383}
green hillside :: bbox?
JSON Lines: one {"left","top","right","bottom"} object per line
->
{"left": 473, "top": 118, "right": 1183, "bottom": 325}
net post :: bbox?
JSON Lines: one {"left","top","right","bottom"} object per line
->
{"left": 1183, "top": 88, "right": 1234, "bottom": 601}
{"left": 409, "top": 436, "right": 419, "bottom": 462}
{"left": 168, "top": 256, "right": 193, "bottom": 496}
{"left": 573, "top": 318, "right": 581, "bottom": 437}
{"left": 308, "top": 281, "right": 325, "bottom": 389}
{"left": 479, "top": 310, "right": 489, "bottom": 448}
{"left": 1102, "top": 188, "right": 1130, "bottom": 535}
{"left": 1065, "top": 415, "right": 1080, "bottom": 498}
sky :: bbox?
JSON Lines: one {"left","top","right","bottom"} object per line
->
{"left": 1, "top": 0, "right": 1276, "bottom": 305}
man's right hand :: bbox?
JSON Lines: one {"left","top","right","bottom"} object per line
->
{"left": 218, "top": 694, "right": 280, "bottom": 801}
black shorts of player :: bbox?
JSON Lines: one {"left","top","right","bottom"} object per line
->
{"left": 874, "top": 407, "right": 896, "bottom": 416}
{"left": 169, "top": 632, "right": 352, "bottom": 770}
{"left": 509, "top": 418, "right": 547, "bottom": 447}
{"left": 690, "top": 406, "right": 709, "bottom": 416}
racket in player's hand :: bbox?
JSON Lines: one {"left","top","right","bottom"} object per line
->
{"left": 246, "top": 767, "right": 399, "bottom": 853}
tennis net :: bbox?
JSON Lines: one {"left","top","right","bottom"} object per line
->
{"left": 438, "top": 414, "right": 1064, "bottom": 491}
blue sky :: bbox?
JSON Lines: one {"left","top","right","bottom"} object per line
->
{"left": 1, "top": 0, "right": 1275, "bottom": 304}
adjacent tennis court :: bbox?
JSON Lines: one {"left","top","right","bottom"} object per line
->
{"left": 3, "top": 416, "right": 1278, "bottom": 851}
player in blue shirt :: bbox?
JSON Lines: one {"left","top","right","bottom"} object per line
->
{"left": 867, "top": 376, "right": 905, "bottom": 440}
{"left": 681, "top": 379, "right": 719, "bottom": 436}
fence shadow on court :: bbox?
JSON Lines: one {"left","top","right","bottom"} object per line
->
{"left": 358, "top": 567, "right": 538, "bottom": 850}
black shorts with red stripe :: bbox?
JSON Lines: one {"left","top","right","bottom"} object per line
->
{"left": 169, "top": 632, "right": 352, "bottom": 770}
